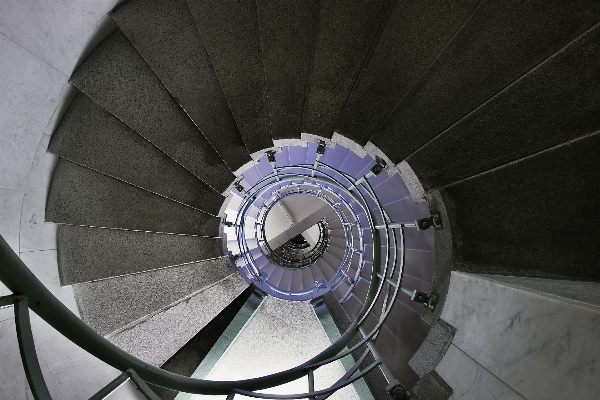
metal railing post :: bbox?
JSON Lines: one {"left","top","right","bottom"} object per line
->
{"left": 14, "top": 295, "right": 53, "bottom": 400}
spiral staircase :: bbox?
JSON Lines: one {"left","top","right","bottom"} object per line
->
{"left": 2, "top": 0, "right": 600, "bottom": 399}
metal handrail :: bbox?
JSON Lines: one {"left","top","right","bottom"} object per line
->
{"left": 0, "top": 144, "right": 437, "bottom": 399}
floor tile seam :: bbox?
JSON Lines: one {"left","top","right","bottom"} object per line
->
{"left": 428, "top": 128, "right": 600, "bottom": 192}
{"left": 51, "top": 155, "right": 221, "bottom": 217}
{"left": 443, "top": 344, "right": 531, "bottom": 400}
{"left": 0, "top": 31, "right": 69, "bottom": 78}
{"left": 404, "top": 19, "right": 600, "bottom": 163}
{"left": 103, "top": 272, "right": 241, "bottom": 339}
{"left": 71, "top": 256, "right": 227, "bottom": 286}
{"left": 366, "top": 0, "right": 486, "bottom": 142}
{"left": 53, "top": 222, "right": 222, "bottom": 239}
{"left": 117, "top": 24, "right": 242, "bottom": 173}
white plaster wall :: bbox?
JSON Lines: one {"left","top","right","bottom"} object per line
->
{"left": 0, "top": 1, "right": 143, "bottom": 398}
{"left": 437, "top": 272, "right": 600, "bottom": 400}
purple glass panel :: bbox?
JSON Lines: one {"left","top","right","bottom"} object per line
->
{"left": 275, "top": 146, "right": 290, "bottom": 168}
{"left": 384, "top": 197, "right": 429, "bottom": 223}
{"left": 320, "top": 145, "right": 351, "bottom": 169}
{"left": 339, "top": 152, "right": 375, "bottom": 179}
{"left": 385, "top": 301, "right": 432, "bottom": 354}
{"left": 374, "top": 327, "right": 420, "bottom": 389}
{"left": 241, "top": 166, "right": 262, "bottom": 187}
{"left": 366, "top": 169, "right": 389, "bottom": 187}
{"left": 288, "top": 145, "right": 308, "bottom": 165}
{"left": 255, "top": 156, "right": 274, "bottom": 177}
{"left": 401, "top": 248, "right": 434, "bottom": 283}
{"left": 305, "top": 141, "right": 318, "bottom": 164}
{"left": 373, "top": 174, "right": 411, "bottom": 205}
{"left": 404, "top": 228, "right": 434, "bottom": 252}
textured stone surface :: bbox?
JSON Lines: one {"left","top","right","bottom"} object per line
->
{"left": 49, "top": 93, "right": 224, "bottom": 215}
{"left": 336, "top": 0, "right": 480, "bottom": 145}
{"left": 187, "top": 0, "right": 272, "bottom": 154}
{"left": 408, "top": 23, "right": 600, "bottom": 189}
{"left": 409, "top": 321, "right": 455, "bottom": 378}
{"left": 110, "top": 0, "right": 251, "bottom": 171}
{"left": 411, "top": 372, "right": 452, "bottom": 400}
{"left": 109, "top": 274, "right": 248, "bottom": 366}
{"left": 74, "top": 257, "right": 234, "bottom": 335}
{"left": 46, "top": 159, "right": 220, "bottom": 236}
{"left": 302, "top": 0, "right": 393, "bottom": 138}
{"left": 57, "top": 224, "right": 222, "bottom": 284}
{"left": 257, "top": 0, "right": 320, "bottom": 140}
{"left": 69, "top": 30, "right": 234, "bottom": 192}
{"left": 372, "top": 0, "right": 600, "bottom": 164}
{"left": 440, "top": 131, "right": 600, "bottom": 281}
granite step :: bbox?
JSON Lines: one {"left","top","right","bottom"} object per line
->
{"left": 256, "top": 0, "right": 320, "bottom": 140}
{"left": 74, "top": 257, "right": 234, "bottom": 335}
{"left": 46, "top": 159, "right": 220, "bottom": 236}
{"left": 107, "top": 273, "right": 249, "bottom": 366}
{"left": 69, "top": 30, "right": 234, "bottom": 192}
{"left": 57, "top": 224, "right": 222, "bottom": 285}
{"left": 301, "top": 0, "right": 394, "bottom": 138}
{"left": 407, "top": 22, "right": 600, "bottom": 190}
{"left": 49, "top": 93, "right": 223, "bottom": 215}
{"left": 110, "top": 0, "right": 251, "bottom": 171}
{"left": 187, "top": 0, "right": 272, "bottom": 154}
{"left": 335, "top": 0, "right": 481, "bottom": 145}
{"left": 371, "top": 0, "right": 600, "bottom": 163}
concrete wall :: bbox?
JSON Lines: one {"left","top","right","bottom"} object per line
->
{"left": 0, "top": 1, "right": 141, "bottom": 398}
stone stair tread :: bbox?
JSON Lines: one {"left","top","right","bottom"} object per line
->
{"left": 301, "top": 0, "right": 394, "bottom": 138}
{"left": 48, "top": 93, "right": 223, "bottom": 215}
{"left": 371, "top": 0, "right": 600, "bottom": 163}
{"left": 108, "top": 274, "right": 248, "bottom": 366}
{"left": 336, "top": 0, "right": 481, "bottom": 145}
{"left": 110, "top": 0, "right": 251, "bottom": 172}
{"left": 57, "top": 224, "right": 222, "bottom": 285}
{"left": 187, "top": 0, "right": 272, "bottom": 154}
{"left": 46, "top": 159, "right": 219, "bottom": 236}
{"left": 407, "top": 23, "right": 600, "bottom": 190}
{"left": 74, "top": 257, "right": 233, "bottom": 335}
{"left": 256, "top": 0, "right": 320, "bottom": 140}
{"left": 69, "top": 30, "right": 234, "bottom": 192}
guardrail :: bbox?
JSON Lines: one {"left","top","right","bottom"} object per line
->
{"left": 0, "top": 143, "right": 439, "bottom": 399}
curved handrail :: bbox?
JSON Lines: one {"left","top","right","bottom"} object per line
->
{"left": 0, "top": 144, "right": 432, "bottom": 399}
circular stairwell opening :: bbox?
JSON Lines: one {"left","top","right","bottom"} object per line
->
{"left": 262, "top": 193, "right": 333, "bottom": 270}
